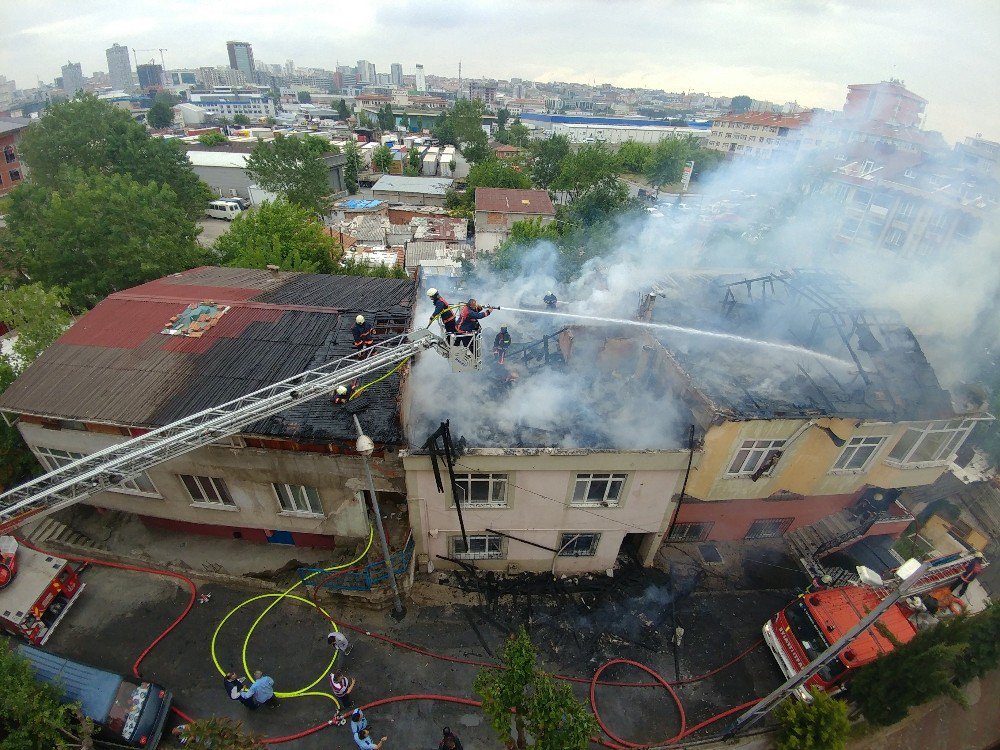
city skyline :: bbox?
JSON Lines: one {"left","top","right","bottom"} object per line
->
{"left": 2, "top": 0, "right": 998, "bottom": 142}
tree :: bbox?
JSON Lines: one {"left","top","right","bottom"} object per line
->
{"left": 496, "top": 107, "right": 511, "bottom": 133}
{"left": 297, "top": 91, "right": 312, "bottom": 104}
{"left": 644, "top": 137, "right": 689, "bottom": 186}
{"left": 245, "top": 133, "right": 334, "bottom": 215}
{"left": 617, "top": 140, "right": 653, "bottom": 174}
{"left": 233, "top": 114, "right": 250, "bottom": 126}
{"left": 528, "top": 134, "right": 570, "bottom": 189}
{"left": 435, "top": 99, "right": 490, "bottom": 164}
{"left": 18, "top": 94, "right": 211, "bottom": 219}
{"left": 474, "top": 627, "right": 597, "bottom": 750}
{"left": 4, "top": 171, "right": 207, "bottom": 309}
{"left": 377, "top": 104, "right": 397, "bottom": 131}
{"left": 214, "top": 199, "right": 339, "bottom": 273}
{"left": 552, "top": 143, "right": 623, "bottom": 201}
{"left": 343, "top": 139, "right": 362, "bottom": 194}
{"left": 146, "top": 99, "right": 174, "bottom": 129}
{"left": 775, "top": 688, "right": 850, "bottom": 750}
{"left": 466, "top": 158, "right": 532, "bottom": 193}
{"left": 338, "top": 256, "right": 410, "bottom": 279}
{"left": 505, "top": 120, "right": 531, "bottom": 148}
{"left": 731, "top": 95, "right": 753, "bottom": 113}
{"left": 175, "top": 717, "right": 262, "bottom": 749}
{"left": 337, "top": 99, "right": 350, "bottom": 120}
{"left": 0, "top": 642, "right": 96, "bottom": 749}
{"left": 197, "top": 131, "right": 227, "bottom": 147}
{"left": 372, "top": 144, "right": 394, "bottom": 174}
{"left": 405, "top": 147, "right": 422, "bottom": 176}
{"left": 490, "top": 218, "right": 561, "bottom": 277}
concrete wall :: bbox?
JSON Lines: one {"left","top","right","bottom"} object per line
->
{"left": 17, "top": 422, "right": 408, "bottom": 547}
{"left": 372, "top": 189, "right": 446, "bottom": 207}
{"left": 190, "top": 164, "right": 256, "bottom": 202}
{"left": 402, "top": 449, "right": 689, "bottom": 573}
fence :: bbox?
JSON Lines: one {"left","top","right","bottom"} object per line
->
{"left": 298, "top": 534, "right": 414, "bottom": 592}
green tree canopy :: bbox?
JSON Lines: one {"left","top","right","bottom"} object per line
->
{"left": 18, "top": 94, "right": 211, "bottom": 219}
{"left": 0, "top": 283, "right": 72, "bottom": 367}
{"left": 297, "top": 91, "right": 312, "bottom": 104}
{"left": 0, "top": 643, "right": 96, "bottom": 749}
{"left": 644, "top": 135, "right": 724, "bottom": 187}
{"left": 197, "top": 131, "right": 227, "bottom": 147}
{"left": 146, "top": 99, "right": 174, "bottom": 129}
{"left": 175, "top": 717, "right": 263, "bottom": 749}
{"left": 503, "top": 120, "right": 531, "bottom": 148}
{"left": 474, "top": 627, "right": 597, "bottom": 750}
{"left": 4, "top": 171, "right": 207, "bottom": 309}
{"left": 731, "top": 95, "right": 753, "bottom": 113}
{"left": 214, "top": 199, "right": 339, "bottom": 273}
{"left": 376, "top": 104, "right": 396, "bottom": 131}
{"left": 617, "top": 140, "right": 653, "bottom": 174}
{"left": 775, "top": 688, "right": 851, "bottom": 750}
{"left": 489, "top": 217, "right": 561, "bottom": 277}
{"left": 343, "top": 139, "right": 362, "bottom": 194}
{"left": 552, "top": 143, "right": 623, "bottom": 200}
{"left": 372, "top": 144, "right": 394, "bottom": 174}
{"left": 434, "top": 99, "right": 490, "bottom": 164}
{"left": 528, "top": 134, "right": 570, "bottom": 189}
{"left": 245, "top": 133, "right": 334, "bottom": 215}
{"left": 233, "top": 113, "right": 250, "bottom": 126}
{"left": 337, "top": 99, "right": 350, "bottom": 120}
{"left": 405, "top": 147, "right": 422, "bottom": 176}
{"left": 466, "top": 158, "right": 532, "bottom": 192}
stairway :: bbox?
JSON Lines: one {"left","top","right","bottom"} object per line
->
{"left": 19, "top": 516, "right": 107, "bottom": 553}
{"left": 786, "top": 508, "right": 866, "bottom": 564}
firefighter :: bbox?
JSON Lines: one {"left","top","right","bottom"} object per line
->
{"left": 426, "top": 288, "right": 458, "bottom": 334}
{"left": 456, "top": 298, "right": 493, "bottom": 347}
{"left": 332, "top": 382, "right": 357, "bottom": 405}
{"left": 543, "top": 291, "right": 558, "bottom": 309}
{"left": 492, "top": 325, "right": 511, "bottom": 363}
{"left": 352, "top": 315, "right": 375, "bottom": 349}
{"left": 951, "top": 553, "right": 985, "bottom": 597}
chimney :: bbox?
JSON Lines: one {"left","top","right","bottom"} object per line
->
{"left": 265, "top": 264, "right": 280, "bottom": 277}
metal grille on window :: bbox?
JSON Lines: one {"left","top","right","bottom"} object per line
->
{"left": 744, "top": 518, "right": 793, "bottom": 539}
{"left": 557, "top": 533, "right": 600, "bottom": 556}
{"left": 669, "top": 522, "right": 713, "bottom": 542}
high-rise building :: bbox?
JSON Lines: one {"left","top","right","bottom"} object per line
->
{"left": 390, "top": 63, "right": 403, "bottom": 87}
{"left": 226, "top": 41, "right": 255, "bottom": 82}
{"left": 136, "top": 63, "right": 164, "bottom": 90}
{"left": 356, "top": 60, "right": 375, "bottom": 84}
{"left": 415, "top": 64, "right": 426, "bottom": 92}
{"left": 61, "top": 61, "right": 84, "bottom": 96}
{"left": 285, "top": 60, "right": 295, "bottom": 77}
{"left": 106, "top": 43, "right": 134, "bottom": 91}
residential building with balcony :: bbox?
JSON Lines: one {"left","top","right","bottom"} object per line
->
{"left": 0, "top": 117, "right": 30, "bottom": 196}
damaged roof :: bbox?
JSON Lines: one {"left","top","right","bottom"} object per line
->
{"left": 647, "top": 269, "right": 956, "bottom": 422}
{"left": 0, "top": 267, "right": 417, "bottom": 444}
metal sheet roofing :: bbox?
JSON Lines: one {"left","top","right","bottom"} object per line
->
{"left": 372, "top": 174, "right": 453, "bottom": 196}
{"left": 474, "top": 188, "right": 556, "bottom": 215}
{"left": 185, "top": 150, "right": 249, "bottom": 168}
{"left": 0, "top": 267, "right": 416, "bottom": 444}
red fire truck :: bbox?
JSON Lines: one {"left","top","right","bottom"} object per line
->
{"left": 763, "top": 553, "right": 981, "bottom": 699}
{"left": 0, "top": 536, "right": 84, "bottom": 645}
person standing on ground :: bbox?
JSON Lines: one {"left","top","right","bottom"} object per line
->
{"left": 349, "top": 708, "right": 368, "bottom": 737}
{"left": 492, "top": 325, "right": 511, "bottom": 363}
{"left": 224, "top": 670, "right": 254, "bottom": 708}
{"left": 328, "top": 629, "right": 352, "bottom": 656}
{"left": 240, "top": 670, "right": 278, "bottom": 709}
{"left": 330, "top": 671, "right": 356, "bottom": 709}
{"left": 439, "top": 727, "right": 464, "bottom": 750}
{"left": 354, "top": 728, "right": 387, "bottom": 750}
{"left": 952, "top": 553, "right": 985, "bottom": 597}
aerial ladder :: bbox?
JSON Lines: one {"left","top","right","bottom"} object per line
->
{"left": 0, "top": 328, "right": 476, "bottom": 535}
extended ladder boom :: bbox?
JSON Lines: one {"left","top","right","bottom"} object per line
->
{"left": 0, "top": 330, "right": 446, "bottom": 533}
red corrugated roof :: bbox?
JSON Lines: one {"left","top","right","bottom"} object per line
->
{"left": 474, "top": 187, "right": 556, "bottom": 215}
{"left": 715, "top": 111, "right": 813, "bottom": 128}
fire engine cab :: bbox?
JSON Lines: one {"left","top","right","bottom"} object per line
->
{"left": 0, "top": 536, "right": 84, "bottom": 645}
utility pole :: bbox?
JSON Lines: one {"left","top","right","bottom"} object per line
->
{"left": 352, "top": 415, "right": 406, "bottom": 620}
{"left": 722, "top": 561, "right": 929, "bottom": 739}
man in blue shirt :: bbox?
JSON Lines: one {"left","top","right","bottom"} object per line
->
{"left": 240, "top": 670, "right": 278, "bottom": 708}
{"left": 354, "top": 728, "right": 387, "bottom": 750}
{"left": 349, "top": 708, "right": 368, "bottom": 736}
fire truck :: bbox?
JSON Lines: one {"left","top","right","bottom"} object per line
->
{"left": 0, "top": 535, "right": 85, "bottom": 645}
{"left": 763, "top": 553, "right": 983, "bottom": 699}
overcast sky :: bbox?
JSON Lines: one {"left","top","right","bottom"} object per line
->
{"left": 2, "top": 0, "right": 997, "bottom": 142}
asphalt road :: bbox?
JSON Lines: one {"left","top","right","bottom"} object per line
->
{"left": 31, "top": 560, "right": 792, "bottom": 749}
{"left": 197, "top": 218, "right": 232, "bottom": 248}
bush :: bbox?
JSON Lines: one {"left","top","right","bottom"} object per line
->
{"left": 775, "top": 688, "right": 851, "bottom": 750}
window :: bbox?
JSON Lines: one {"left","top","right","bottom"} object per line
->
{"left": 451, "top": 533, "right": 504, "bottom": 560}
{"left": 572, "top": 473, "right": 627, "bottom": 506}
{"left": 452, "top": 473, "right": 508, "bottom": 507}
{"left": 558, "top": 532, "right": 601, "bottom": 556}
{"left": 34, "top": 446, "right": 158, "bottom": 495}
{"left": 726, "top": 439, "right": 785, "bottom": 477}
{"left": 851, "top": 189, "right": 872, "bottom": 209}
{"left": 832, "top": 436, "right": 887, "bottom": 471}
{"left": 9, "top": 169, "right": 21, "bottom": 182}
{"left": 669, "top": 522, "right": 713, "bottom": 542}
{"left": 273, "top": 483, "right": 323, "bottom": 515}
{"left": 181, "top": 474, "right": 236, "bottom": 507}
{"left": 3, "top": 145, "right": 15, "bottom": 164}
{"left": 896, "top": 199, "right": 916, "bottom": 220}
{"left": 745, "top": 517, "right": 793, "bottom": 539}
{"left": 887, "top": 420, "right": 976, "bottom": 466}
{"left": 884, "top": 228, "right": 907, "bottom": 249}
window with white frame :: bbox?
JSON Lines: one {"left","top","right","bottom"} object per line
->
{"left": 887, "top": 420, "right": 976, "bottom": 466}
{"left": 452, "top": 473, "right": 508, "bottom": 507}
{"left": 557, "top": 532, "right": 601, "bottom": 556}
{"left": 180, "top": 474, "right": 236, "bottom": 507}
{"left": 273, "top": 483, "right": 324, "bottom": 515}
{"left": 831, "top": 436, "right": 887, "bottom": 471}
{"left": 34, "top": 446, "right": 158, "bottom": 496}
{"left": 451, "top": 533, "right": 504, "bottom": 560}
{"left": 726, "top": 440, "right": 785, "bottom": 477}
{"left": 884, "top": 228, "right": 907, "bottom": 249}
{"left": 571, "top": 473, "right": 627, "bottom": 506}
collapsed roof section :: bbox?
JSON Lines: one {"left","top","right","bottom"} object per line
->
{"left": 647, "top": 269, "right": 958, "bottom": 423}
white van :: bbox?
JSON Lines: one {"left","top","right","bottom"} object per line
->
{"left": 206, "top": 200, "right": 245, "bottom": 221}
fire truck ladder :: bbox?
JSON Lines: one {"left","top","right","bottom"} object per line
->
{"left": 887, "top": 553, "right": 984, "bottom": 597}
{"left": 0, "top": 329, "right": 450, "bottom": 535}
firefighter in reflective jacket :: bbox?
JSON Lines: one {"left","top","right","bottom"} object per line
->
{"left": 493, "top": 325, "right": 511, "bottom": 362}
{"left": 427, "top": 288, "right": 458, "bottom": 334}
{"left": 332, "top": 382, "right": 357, "bottom": 405}
{"left": 352, "top": 315, "right": 375, "bottom": 349}
{"left": 457, "top": 298, "right": 492, "bottom": 338}
{"left": 543, "top": 291, "right": 558, "bottom": 308}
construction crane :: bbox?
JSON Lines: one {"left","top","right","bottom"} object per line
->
{"left": 132, "top": 48, "right": 168, "bottom": 72}
{"left": 0, "top": 328, "right": 481, "bottom": 535}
